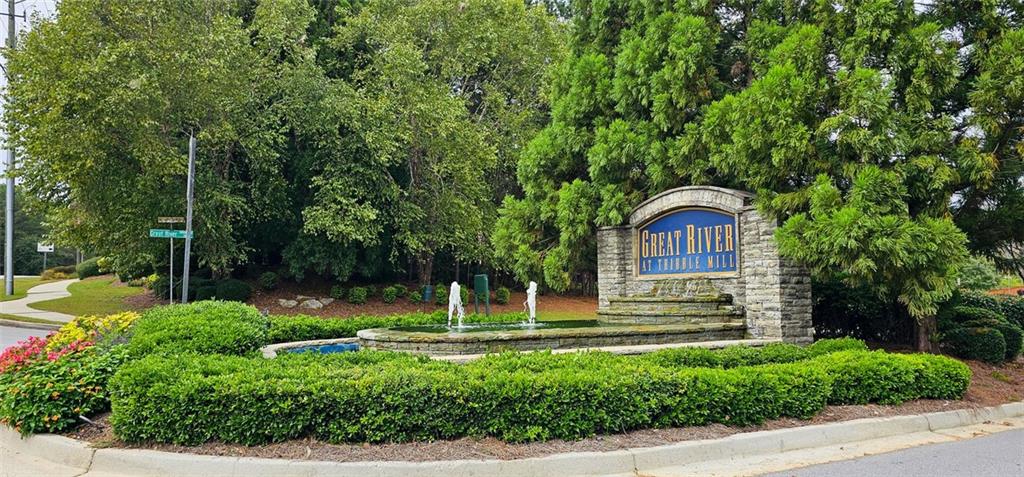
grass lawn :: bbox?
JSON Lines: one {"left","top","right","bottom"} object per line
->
{"left": 28, "top": 275, "right": 144, "bottom": 316}
{"left": 0, "top": 277, "right": 57, "bottom": 302}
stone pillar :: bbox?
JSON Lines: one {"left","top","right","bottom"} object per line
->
{"left": 597, "top": 226, "right": 630, "bottom": 310}
{"left": 740, "top": 208, "right": 813, "bottom": 344}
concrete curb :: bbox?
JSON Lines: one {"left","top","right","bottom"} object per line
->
{"left": 0, "top": 318, "right": 61, "bottom": 330}
{"left": 2, "top": 401, "right": 1021, "bottom": 477}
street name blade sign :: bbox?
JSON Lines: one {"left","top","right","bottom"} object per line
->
{"left": 149, "top": 229, "right": 192, "bottom": 239}
{"left": 157, "top": 216, "right": 186, "bottom": 224}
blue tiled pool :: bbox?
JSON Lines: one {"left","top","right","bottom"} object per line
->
{"left": 284, "top": 342, "right": 360, "bottom": 354}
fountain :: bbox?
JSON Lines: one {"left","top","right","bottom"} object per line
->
{"left": 356, "top": 278, "right": 748, "bottom": 356}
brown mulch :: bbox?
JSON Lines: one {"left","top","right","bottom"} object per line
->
{"left": 249, "top": 280, "right": 597, "bottom": 319}
{"left": 64, "top": 358, "right": 1023, "bottom": 463}
{"left": 990, "top": 286, "right": 1024, "bottom": 296}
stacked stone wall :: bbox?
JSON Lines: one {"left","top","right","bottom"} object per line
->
{"left": 596, "top": 186, "right": 813, "bottom": 343}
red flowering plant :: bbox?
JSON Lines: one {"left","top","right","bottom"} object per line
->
{"left": 0, "top": 334, "right": 127, "bottom": 435}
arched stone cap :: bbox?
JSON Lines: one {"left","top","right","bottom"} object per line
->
{"left": 628, "top": 186, "right": 755, "bottom": 226}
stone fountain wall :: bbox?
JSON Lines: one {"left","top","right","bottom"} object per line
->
{"left": 596, "top": 186, "right": 814, "bottom": 344}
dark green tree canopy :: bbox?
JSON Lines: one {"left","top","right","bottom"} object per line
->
{"left": 496, "top": 0, "right": 1021, "bottom": 320}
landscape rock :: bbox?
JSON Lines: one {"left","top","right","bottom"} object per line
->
{"left": 277, "top": 299, "right": 298, "bottom": 309}
{"left": 319, "top": 297, "right": 335, "bottom": 306}
{"left": 300, "top": 299, "right": 323, "bottom": 310}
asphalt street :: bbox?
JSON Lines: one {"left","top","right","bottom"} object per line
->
{"left": 762, "top": 428, "right": 1024, "bottom": 477}
{"left": 0, "top": 325, "right": 48, "bottom": 350}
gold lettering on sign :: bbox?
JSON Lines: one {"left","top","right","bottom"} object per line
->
{"left": 724, "top": 224, "right": 734, "bottom": 252}
{"left": 687, "top": 225, "right": 695, "bottom": 254}
{"left": 703, "top": 227, "right": 712, "bottom": 253}
{"left": 659, "top": 232, "right": 666, "bottom": 257}
{"left": 641, "top": 231, "right": 649, "bottom": 258}
{"left": 714, "top": 225, "right": 722, "bottom": 252}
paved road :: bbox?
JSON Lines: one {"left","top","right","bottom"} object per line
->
{"left": 0, "top": 278, "right": 78, "bottom": 322}
{"left": 0, "top": 324, "right": 49, "bottom": 350}
{"left": 762, "top": 428, "right": 1024, "bottom": 477}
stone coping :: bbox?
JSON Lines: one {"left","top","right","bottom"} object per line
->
{"left": 3, "top": 402, "right": 1021, "bottom": 477}
{"left": 606, "top": 295, "right": 732, "bottom": 303}
{"left": 356, "top": 322, "right": 746, "bottom": 344}
{"left": 260, "top": 337, "right": 360, "bottom": 359}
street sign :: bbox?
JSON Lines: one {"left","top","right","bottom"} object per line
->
{"left": 158, "top": 216, "right": 186, "bottom": 224}
{"left": 36, "top": 243, "right": 54, "bottom": 253}
{"left": 149, "top": 229, "right": 192, "bottom": 239}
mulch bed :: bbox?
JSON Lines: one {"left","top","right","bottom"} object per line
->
{"left": 65, "top": 358, "right": 1023, "bottom": 463}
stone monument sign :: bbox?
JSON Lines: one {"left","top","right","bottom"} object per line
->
{"left": 597, "top": 186, "right": 814, "bottom": 343}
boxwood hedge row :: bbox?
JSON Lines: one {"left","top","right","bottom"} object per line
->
{"left": 108, "top": 345, "right": 970, "bottom": 445}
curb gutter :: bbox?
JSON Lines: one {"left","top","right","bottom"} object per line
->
{"left": 2, "top": 401, "right": 1022, "bottom": 477}
{"left": 0, "top": 318, "right": 61, "bottom": 331}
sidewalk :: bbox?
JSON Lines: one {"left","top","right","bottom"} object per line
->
{"left": 0, "top": 279, "right": 78, "bottom": 323}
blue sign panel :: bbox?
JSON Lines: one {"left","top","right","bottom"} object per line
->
{"left": 636, "top": 208, "right": 738, "bottom": 276}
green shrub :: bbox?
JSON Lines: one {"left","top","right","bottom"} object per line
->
{"left": 956, "top": 255, "right": 1002, "bottom": 291}
{"left": 76, "top": 257, "right": 103, "bottom": 279}
{"left": 127, "top": 301, "right": 269, "bottom": 357}
{"left": 392, "top": 284, "right": 409, "bottom": 298}
{"left": 267, "top": 311, "right": 527, "bottom": 343}
{"left": 961, "top": 319, "right": 1023, "bottom": 360}
{"left": 952, "top": 305, "right": 1007, "bottom": 324}
{"left": 998, "top": 296, "right": 1024, "bottom": 329}
{"left": 1, "top": 344, "right": 129, "bottom": 435}
{"left": 365, "top": 285, "right": 377, "bottom": 297}
{"left": 941, "top": 327, "right": 1007, "bottom": 364}
{"left": 495, "top": 286, "right": 511, "bottom": 305}
{"left": 215, "top": 279, "right": 252, "bottom": 302}
{"left": 382, "top": 287, "right": 398, "bottom": 304}
{"left": 330, "top": 285, "right": 346, "bottom": 300}
{"left": 957, "top": 291, "right": 1001, "bottom": 313}
{"left": 347, "top": 287, "right": 368, "bottom": 305}
{"left": 108, "top": 347, "right": 969, "bottom": 446}
{"left": 639, "top": 339, "right": 867, "bottom": 369}
{"left": 258, "top": 272, "right": 279, "bottom": 290}
{"left": 806, "top": 337, "right": 870, "bottom": 355}
{"left": 434, "top": 283, "right": 448, "bottom": 305}
{"left": 194, "top": 286, "right": 217, "bottom": 301}
{"left": 409, "top": 290, "right": 423, "bottom": 303}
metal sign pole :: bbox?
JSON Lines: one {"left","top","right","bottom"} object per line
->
{"left": 181, "top": 134, "right": 196, "bottom": 304}
{"left": 169, "top": 235, "right": 174, "bottom": 304}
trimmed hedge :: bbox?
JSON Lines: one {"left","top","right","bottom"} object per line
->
{"left": 127, "top": 301, "right": 269, "bottom": 357}
{"left": 382, "top": 287, "right": 398, "bottom": 304}
{"left": 258, "top": 272, "right": 279, "bottom": 291}
{"left": 941, "top": 327, "right": 1006, "bottom": 364}
{"left": 961, "top": 319, "right": 1023, "bottom": 361}
{"left": 267, "top": 311, "right": 528, "bottom": 343}
{"left": 76, "top": 257, "right": 103, "bottom": 279}
{"left": 495, "top": 286, "right": 510, "bottom": 305}
{"left": 108, "top": 345, "right": 970, "bottom": 445}
{"left": 347, "top": 287, "right": 368, "bottom": 304}
{"left": 999, "top": 296, "right": 1024, "bottom": 329}
{"left": 215, "top": 279, "right": 252, "bottom": 302}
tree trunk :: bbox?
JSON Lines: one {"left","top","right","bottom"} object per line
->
{"left": 915, "top": 314, "right": 938, "bottom": 352}
{"left": 416, "top": 254, "right": 433, "bottom": 286}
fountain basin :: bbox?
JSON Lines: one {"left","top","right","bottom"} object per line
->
{"left": 357, "top": 320, "right": 747, "bottom": 356}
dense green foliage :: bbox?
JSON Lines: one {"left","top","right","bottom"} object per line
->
{"left": 1000, "top": 296, "right": 1024, "bottom": 329}
{"left": 955, "top": 256, "right": 1003, "bottom": 291}
{"left": 496, "top": 286, "right": 511, "bottom": 305}
{"left": 75, "top": 257, "right": 103, "bottom": 279}
{"left": 0, "top": 185, "right": 76, "bottom": 275}
{"left": 0, "top": 345, "right": 128, "bottom": 435}
{"left": 214, "top": 279, "right": 253, "bottom": 302}
{"left": 127, "top": 302, "right": 269, "bottom": 357}
{"left": 258, "top": 272, "right": 279, "bottom": 290}
{"left": 941, "top": 327, "right": 1006, "bottom": 364}
{"left": 267, "top": 311, "right": 527, "bottom": 343}
{"left": 5, "top": 0, "right": 564, "bottom": 285}
{"left": 494, "top": 0, "right": 1021, "bottom": 323}
{"left": 347, "top": 287, "right": 368, "bottom": 305}
{"left": 382, "top": 287, "right": 398, "bottom": 304}
{"left": 108, "top": 344, "right": 969, "bottom": 445}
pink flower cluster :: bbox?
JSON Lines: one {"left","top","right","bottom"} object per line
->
{"left": 0, "top": 336, "right": 94, "bottom": 374}
{"left": 0, "top": 336, "right": 48, "bottom": 373}
{"left": 45, "top": 339, "right": 93, "bottom": 362}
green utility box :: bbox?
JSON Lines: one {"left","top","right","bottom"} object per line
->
{"left": 473, "top": 274, "right": 491, "bottom": 315}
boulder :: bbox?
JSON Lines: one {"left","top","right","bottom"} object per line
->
{"left": 300, "top": 299, "right": 323, "bottom": 310}
{"left": 277, "top": 299, "right": 298, "bottom": 309}
{"left": 319, "top": 297, "right": 335, "bottom": 306}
